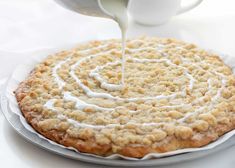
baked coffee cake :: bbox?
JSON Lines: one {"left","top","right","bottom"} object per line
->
{"left": 15, "top": 37, "right": 235, "bottom": 158}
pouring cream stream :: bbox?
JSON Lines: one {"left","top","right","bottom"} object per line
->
{"left": 99, "top": 0, "right": 128, "bottom": 86}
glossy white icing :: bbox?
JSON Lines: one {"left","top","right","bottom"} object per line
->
{"left": 46, "top": 40, "right": 228, "bottom": 128}
{"left": 64, "top": 92, "right": 113, "bottom": 111}
{"left": 52, "top": 58, "right": 70, "bottom": 89}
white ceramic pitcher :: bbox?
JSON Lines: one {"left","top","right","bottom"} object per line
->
{"left": 55, "top": 0, "right": 128, "bottom": 19}
{"left": 129, "top": 0, "right": 204, "bottom": 25}
{"left": 55, "top": 0, "right": 203, "bottom": 26}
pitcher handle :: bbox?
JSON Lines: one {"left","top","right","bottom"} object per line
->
{"left": 177, "top": 0, "right": 203, "bottom": 15}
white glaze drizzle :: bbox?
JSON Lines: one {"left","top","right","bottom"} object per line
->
{"left": 88, "top": 46, "right": 174, "bottom": 91}
{"left": 44, "top": 99, "right": 57, "bottom": 111}
{"left": 44, "top": 99, "right": 169, "bottom": 128}
{"left": 52, "top": 58, "right": 70, "bottom": 89}
{"left": 69, "top": 45, "right": 193, "bottom": 101}
{"left": 64, "top": 92, "right": 113, "bottom": 111}
{"left": 44, "top": 41, "right": 228, "bottom": 128}
{"left": 89, "top": 61, "right": 123, "bottom": 91}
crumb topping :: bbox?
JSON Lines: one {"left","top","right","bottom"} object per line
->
{"left": 16, "top": 37, "right": 235, "bottom": 152}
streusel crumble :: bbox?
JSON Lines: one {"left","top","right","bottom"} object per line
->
{"left": 15, "top": 37, "right": 235, "bottom": 158}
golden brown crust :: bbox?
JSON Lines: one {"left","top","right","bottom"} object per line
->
{"left": 14, "top": 37, "right": 235, "bottom": 158}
